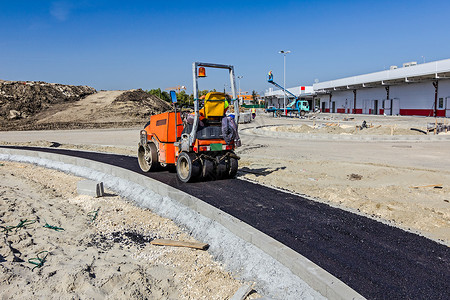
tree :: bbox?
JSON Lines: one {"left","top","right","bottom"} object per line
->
{"left": 251, "top": 90, "right": 258, "bottom": 105}
{"left": 176, "top": 90, "right": 191, "bottom": 106}
{"left": 147, "top": 88, "right": 162, "bottom": 98}
{"left": 147, "top": 88, "right": 170, "bottom": 102}
{"left": 161, "top": 91, "right": 170, "bottom": 102}
{"left": 146, "top": 88, "right": 219, "bottom": 107}
{"left": 199, "top": 90, "right": 210, "bottom": 97}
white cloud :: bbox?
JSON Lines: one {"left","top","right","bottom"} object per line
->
{"left": 50, "top": 1, "right": 73, "bottom": 21}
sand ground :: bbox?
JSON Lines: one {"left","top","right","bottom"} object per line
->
{"left": 0, "top": 162, "right": 259, "bottom": 299}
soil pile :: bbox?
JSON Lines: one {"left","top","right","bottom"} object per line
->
{"left": 111, "top": 89, "right": 172, "bottom": 118}
{"left": 0, "top": 83, "right": 173, "bottom": 131}
{"left": 0, "top": 81, "right": 96, "bottom": 120}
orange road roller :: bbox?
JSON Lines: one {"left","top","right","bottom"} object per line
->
{"left": 138, "top": 62, "right": 241, "bottom": 182}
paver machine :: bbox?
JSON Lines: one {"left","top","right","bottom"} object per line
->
{"left": 137, "top": 62, "right": 241, "bottom": 182}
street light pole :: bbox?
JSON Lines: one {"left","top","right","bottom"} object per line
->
{"left": 279, "top": 50, "right": 291, "bottom": 115}
{"left": 237, "top": 76, "right": 243, "bottom": 105}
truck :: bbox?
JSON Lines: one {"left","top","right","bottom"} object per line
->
{"left": 266, "top": 72, "right": 310, "bottom": 117}
{"left": 265, "top": 99, "right": 310, "bottom": 117}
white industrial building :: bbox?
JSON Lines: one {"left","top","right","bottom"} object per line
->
{"left": 314, "top": 58, "right": 450, "bottom": 117}
{"left": 264, "top": 58, "right": 450, "bottom": 117}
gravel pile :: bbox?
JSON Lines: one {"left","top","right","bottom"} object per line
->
{"left": 112, "top": 89, "right": 172, "bottom": 117}
{"left": 0, "top": 80, "right": 96, "bottom": 120}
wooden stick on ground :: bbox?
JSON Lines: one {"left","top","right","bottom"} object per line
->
{"left": 150, "top": 239, "right": 209, "bottom": 250}
{"left": 410, "top": 184, "right": 443, "bottom": 189}
{"left": 435, "top": 118, "right": 437, "bottom": 135}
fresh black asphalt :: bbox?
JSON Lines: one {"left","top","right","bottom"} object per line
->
{"left": 2, "top": 146, "right": 449, "bottom": 299}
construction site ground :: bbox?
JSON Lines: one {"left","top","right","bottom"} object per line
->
{"left": 0, "top": 161, "right": 259, "bottom": 299}
{"left": 1, "top": 109, "right": 449, "bottom": 298}
{"left": 1, "top": 112, "right": 449, "bottom": 244}
{"left": 240, "top": 112, "right": 450, "bottom": 244}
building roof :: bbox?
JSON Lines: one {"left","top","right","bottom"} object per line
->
{"left": 313, "top": 58, "right": 450, "bottom": 92}
{"left": 264, "top": 86, "right": 314, "bottom": 97}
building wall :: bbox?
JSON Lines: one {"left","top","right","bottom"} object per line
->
{"left": 357, "top": 87, "right": 387, "bottom": 115}
{"left": 390, "top": 82, "right": 434, "bottom": 111}
{"left": 269, "top": 79, "right": 450, "bottom": 116}
{"left": 265, "top": 96, "right": 290, "bottom": 108}
{"left": 330, "top": 90, "right": 353, "bottom": 113}
{"left": 438, "top": 80, "right": 450, "bottom": 117}
{"left": 439, "top": 80, "right": 450, "bottom": 99}
{"left": 318, "top": 94, "right": 330, "bottom": 112}
{"left": 322, "top": 79, "right": 450, "bottom": 116}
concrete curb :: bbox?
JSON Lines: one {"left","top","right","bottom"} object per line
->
{"left": 77, "top": 179, "right": 104, "bottom": 197}
{"left": 245, "top": 127, "right": 450, "bottom": 142}
{"left": 0, "top": 148, "right": 364, "bottom": 300}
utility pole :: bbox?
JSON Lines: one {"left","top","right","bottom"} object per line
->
{"left": 237, "top": 76, "right": 243, "bottom": 105}
{"left": 279, "top": 50, "right": 291, "bottom": 115}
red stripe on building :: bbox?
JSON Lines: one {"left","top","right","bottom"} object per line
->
{"left": 398, "top": 109, "right": 442, "bottom": 117}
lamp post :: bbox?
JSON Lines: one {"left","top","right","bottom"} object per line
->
{"left": 279, "top": 50, "right": 291, "bottom": 115}
{"left": 237, "top": 75, "right": 243, "bottom": 105}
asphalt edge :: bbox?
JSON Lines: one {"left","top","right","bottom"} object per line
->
{"left": 0, "top": 148, "right": 364, "bottom": 300}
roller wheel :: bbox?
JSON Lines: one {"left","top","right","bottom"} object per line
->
{"left": 138, "top": 143, "right": 158, "bottom": 172}
{"left": 228, "top": 157, "right": 238, "bottom": 178}
{"left": 167, "top": 164, "right": 177, "bottom": 173}
{"left": 300, "top": 110, "right": 306, "bottom": 116}
{"left": 216, "top": 159, "right": 228, "bottom": 179}
{"left": 176, "top": 152, "right": 201, "bottom": 183}
{"left": 201, "top": 159, "right": 214, "bottom": 179}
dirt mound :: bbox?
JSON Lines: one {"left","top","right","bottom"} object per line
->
{"left": 0, "top": 84, "right": 173, "bottom": 131}
{"left": 0, "top": 81, "right": 96, "bottom": 120}
{"left": 111, "top": 89, "right": 172, "bottom": 117}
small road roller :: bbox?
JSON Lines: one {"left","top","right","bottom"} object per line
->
{"left": 138, "top": 62, "right": 240, "bottom": 182}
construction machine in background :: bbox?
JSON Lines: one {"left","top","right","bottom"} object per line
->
{"left": 266, "top": 72, "right": 310, "bottom": 117}
{"left": 138, "top": 62, "right": 240, "bottom": 183}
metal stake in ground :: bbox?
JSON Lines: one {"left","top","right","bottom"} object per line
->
{"left": 28, "top": 251, "right": 49, "bottom": 271}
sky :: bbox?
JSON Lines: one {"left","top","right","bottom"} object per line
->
{"left": 1, "top": 0, "right": 450, "bottom": 95}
